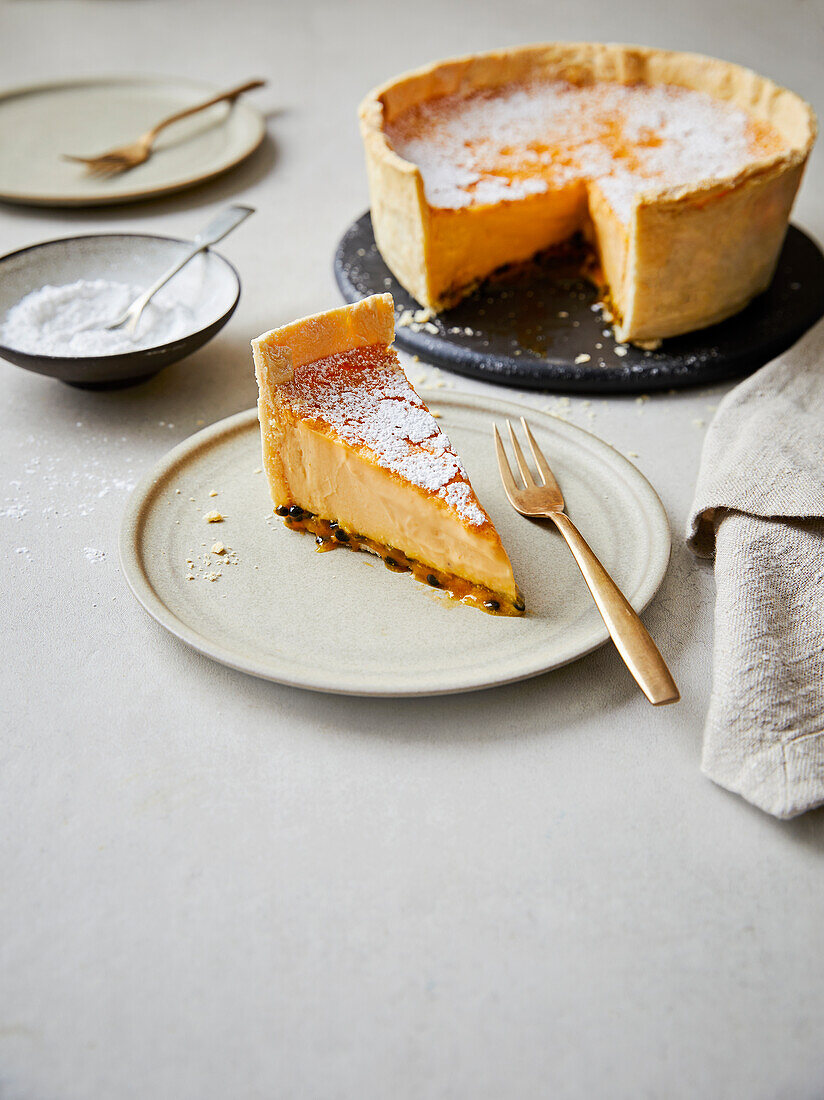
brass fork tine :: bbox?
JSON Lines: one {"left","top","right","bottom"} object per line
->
{"left": 62, "top": 154, "right": 119, "bottom": 173}
{"left": 521, "top": 417, "right": 564, "bottom": 496}
{"left": 493, "top": 424, "right": 521, "bottom": 504}
{"left": 506, "top": 420, "right": 537, "bottom": 487}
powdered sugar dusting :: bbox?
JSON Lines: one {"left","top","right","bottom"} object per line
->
{"left": 280, "top": 345, "right": 488, "bottom": 526}
{"left": 386, "top": 79, "right": 785, "bottom": 222}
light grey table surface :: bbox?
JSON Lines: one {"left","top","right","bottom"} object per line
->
{"left": 2, "top": 2, "right": 823, "bottom": 1098}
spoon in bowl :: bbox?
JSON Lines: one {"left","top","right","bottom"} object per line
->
{"left": 106, "top": 204, "right": 254, "bottom": 337}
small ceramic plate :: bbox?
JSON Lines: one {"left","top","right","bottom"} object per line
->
{"left": 119, "top": 395, "right": 671, "bottom": 696}
{"left": 0, "top": 76, "right": 265, "bottom": 206}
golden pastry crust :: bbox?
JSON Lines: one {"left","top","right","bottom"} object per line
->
{"left": 359, "top": 43, "right": 816, "bottom": 343}
{"left": 253, "top": 293, "right": 395, "bottom": 379}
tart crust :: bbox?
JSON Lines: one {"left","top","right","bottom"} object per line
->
{"left": 359, "top": 43, "right": 816, "bottom": 343}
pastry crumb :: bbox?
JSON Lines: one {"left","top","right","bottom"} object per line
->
{"left": 209, "top": 490, "right": 218, "bottom": 498}
{"left": 183, "top": 542, "right": 239, "bottom": 583}
{"left": 204, "top": 510, "right": 223, "bottom": 523}
{"left": 397, "top": 308, "right": 438, "bottom": 335}
{"left": 253, "top": 467, "right": 262, "bottom": 474}
{"left": 574, "top": 353, "right": 591, "bottom": 364}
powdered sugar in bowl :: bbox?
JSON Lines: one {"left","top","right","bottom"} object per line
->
{"left": 0, "top": 232, "right": 240, "bottom": 388}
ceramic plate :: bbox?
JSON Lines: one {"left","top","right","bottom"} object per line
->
{"left": 0, "top": 76, "right": 265, "bottom": 206}
{"left": 119, "top": 395, "right": 671, "bottom": 696}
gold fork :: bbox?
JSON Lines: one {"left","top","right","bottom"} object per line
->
{"left": 62, "top": 78, "right": 266, "bottom": 176}
{"left": 494, "top": 418, "right": 680, "bottom": 706}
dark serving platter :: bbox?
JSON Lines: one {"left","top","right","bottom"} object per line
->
{"left": 334, "top": 212, "right": 824, "bottom": 394}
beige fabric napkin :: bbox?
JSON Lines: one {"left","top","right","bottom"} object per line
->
{"left": 687, "top": 317, "right": 824, "bottom": 819}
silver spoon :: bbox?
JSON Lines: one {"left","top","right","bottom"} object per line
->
{"left": 106, "top": 204, "right": 254, "bottom": 336}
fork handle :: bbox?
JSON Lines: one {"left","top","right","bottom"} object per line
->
{"left": 548, "top": 511, "right": 679, "bottom": 706}
{"left": 147, "top": 79, "right": 266, "bottom": 140}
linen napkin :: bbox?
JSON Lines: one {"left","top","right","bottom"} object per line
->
{"left": 687, "top": 316, "right": 824, "bottom": 819}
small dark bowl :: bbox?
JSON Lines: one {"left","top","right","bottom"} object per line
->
{"left": 0, "top": 233, "right": 241, "bottom": 389}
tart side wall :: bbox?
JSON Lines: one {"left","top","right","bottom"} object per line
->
{"left": 252, "top": 340, "right": 293, "bottom": 509}
{"left": 360, "top": 104, "right": 433, "bottom": 308}
{"left": 254, "top": 294, "right": 396, "bottom": 369}
{"left": 620, "top": 160, "right": 807, "bottom": 341}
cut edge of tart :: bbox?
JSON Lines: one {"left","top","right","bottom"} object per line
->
{"left": 251, "top": 293, "right": 523, "bottom": 615}
{"left": 358, "top": 42, "right": 816, "bottom": 345}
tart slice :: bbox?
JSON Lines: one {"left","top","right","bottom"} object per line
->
{"left": 252, "top": 293, "right": 522, "bottom": 615}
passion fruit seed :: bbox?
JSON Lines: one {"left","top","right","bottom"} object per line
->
{"left": 315, "top": 536, "right": 325, "bottom": 546}
{"left": 485, "top": 599, "right": 500, "bottom": 611}
{"left": 334, "top": 530, "right": 350, "bottom": 543}
{"left": 385, "top": 557, "right": 396, "bottom": 567}
{"left": 275, "top": 505, "right": 289, "bottom": 517}
{"left": 427, "top": 574, "right": 440, "bottom": 587}
{"left": 288, "top": 505, "right": 303, "bottom": 518}
{"left": 514, "top": 598, "right": 525, "bottom": 612}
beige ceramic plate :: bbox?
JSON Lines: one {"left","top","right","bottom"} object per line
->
{"left": 0, "top": 76, "right": 265, "bottom": 206}
{"left": 119, "top": 396, "right": 671, "bottom": 696}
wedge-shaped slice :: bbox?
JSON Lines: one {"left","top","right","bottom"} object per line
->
{"left": 252, "top": 293, "right": 522, "bottom": 614}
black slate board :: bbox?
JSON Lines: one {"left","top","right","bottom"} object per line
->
{"left": 334, "top": 212, "right": 824, "bottom": 394}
